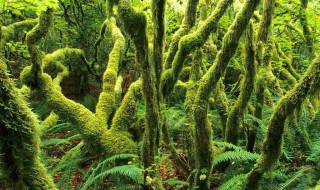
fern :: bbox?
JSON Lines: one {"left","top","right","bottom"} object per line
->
{"left": 105, "top": 153, "right": 138, "bottom": 163}
{"left": 46, "top": 122, "right": 73, "bottom": 134}
{"left": 277, "top": 167, "right": 311, "bottom": 190}
{"left": 163, "top": 178, "right": 189, "bottom": 189}
{"left": 81, "top": 165, "right": 143, "bottom": 190}
{"left": 80, "top": 154, "right": 142, "bottom": 190}
{"left": 50, "top": 142, "right": 85, "bottom": 188}
{"left": 245, "top": 114, "right": 267, "bottom": 131}
{"left": 41, "top": 138, "right": 72, "bottom": 147}
{"left": 218, "top": 174, "right": 246, "bottom": 190}
{"left": 213, "top": 141, "right": 242, "bottom": 151}
{"left": 213, "top": 150, "right": 259, "bottom": 167}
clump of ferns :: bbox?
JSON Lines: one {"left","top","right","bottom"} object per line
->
{"left": 211, "top": 141, "right": 259, "bottom": 188}
{"left": 80, "top": 153, "right": 143, "bottom": 190}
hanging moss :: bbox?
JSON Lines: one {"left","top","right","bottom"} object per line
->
{"left": 160, "top": 0, "right": 233, "bottom": 97}
{"left": 192, "top": 0, "right": 261, "bottom": 188}
{"left": 225, "top": 22, "right": 256, "bottom": 145}
{"left": 245, "top": 55, "right": 320, "bottom": 190}
{"left": 0, "top": 61, "right": 56, "bottom": 190}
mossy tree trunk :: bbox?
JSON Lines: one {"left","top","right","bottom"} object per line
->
{"left": 225, "top": 22, "right": 256, "bottom": 146}
{"left": 118, "top": 1, "right": 163, "bottom": 188}
{"left": 245, "top": 54, "right": 320, "bottom": 190}
{"left": 249, "top": 0, "right": 275, "bottom": 152}
{"left": 192, "top": 0, "right": 261, "bottom": 188}
{"left": 0, "top": 60, "right": 57, "bottom": 190}
{"left": 299, "top": 0, "right": 314, "bottom": 59}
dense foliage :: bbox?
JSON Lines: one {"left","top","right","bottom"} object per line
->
{"left": 1, "top": 0, "right": 320, "bottom": 189}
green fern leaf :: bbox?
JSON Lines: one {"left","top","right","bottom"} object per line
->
{"left": 213, "top": 150, "right": 259, "bottom": 167}
{"left": 218, "top": 174, "right": 246, "bottom": 190}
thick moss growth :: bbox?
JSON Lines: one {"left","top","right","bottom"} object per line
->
{"left": 95, "top": 17, "right": 125, "bottom": 125}
{"left": 192, "top": 0, "right": 261, "bottom": 188}
{"left": 245, "top": 55, "right": 320, "bottom": 190}
{"left": 0, "top": 19, "right": 37, "bottom": 49}
{"left": 225, "top": 22, "right": 256, "bottom": 145}
{"left": 0, "top": 61, "right": 56, "bottom": 190}
{"left": 20, "top": 10, "right": 136, "bottom": 155}
{"left": 164, "top": 0, "right": 199, "bottom": 70}
{"left": 160, "top": 0, "right": 233, "bottom": 97}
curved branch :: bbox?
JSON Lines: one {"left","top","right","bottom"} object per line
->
{"left": 192, "top": 0, "right": 261, "bottom": 188}
{"left": 160, "top": 0, "right": 233, "bottom": 98}
{"left": 245, "top": 54, "right": 320, "bottom": 190}
{"left": 95, "top": 17, "right": 125, "bottom": 125}
{"left": 225, "top": 22, "right": 256, "bottom": 145}
{"left": 164, "top": 0, "right": 199, "bottom": 70}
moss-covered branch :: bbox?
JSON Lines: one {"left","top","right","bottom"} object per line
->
{"left": 245, "top": 54, "right": 320, "bottom": 190}
{"left": 92, "top": 19, "right": 108, "bottom": 69}
{"left": 225, "top": 22, "right": 256, "bottom": 145}
{"left": 164, "top": 0, "right": 199, "bottom": 70}
{"left": 0, "top": 61, "right": 56, "bottom": 190}
{"left": 212, "top": 80, "right": 230, "bottom": 138}
{"left": 95, "top": 18, "right": 125, "bottom": 125}
{"left": 0, "top": 19, "right": 37, "bottom": 49}
{"left": 21, "top": 10, "right": 135, "bottom": 154}
{"left": 39, "top": 111, "right": 59, "bottom": 136}
{"left": 192, "top": 0, "right": 261, "bottom": 188}
{"left": 299, "top": 0, "right": 314, "bottom": 59}
{"left": 26, "top": 8, "right": 53, "bottom": 84}
{"left": 119, "top": 0, "right": 161, "bottom": 174}
{"left": 160, "top": 0, "right": 233, "bottom": 97}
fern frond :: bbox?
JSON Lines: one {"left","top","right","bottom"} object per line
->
{"left": 50, "top": 142, "right": 85, "bottom": 188}
{"left": 245, "top": 114, "right": 266, "bottom": 130}
{"left": 218, "top": 174, "right": 246, "bottom": 190}
{"left": 41, "top": 138, "right": 72, "bottom": 147}
{"left": 277, "top": 167, "right": 311, "bottom": 190}
{"left": 105, "top": 154, "right": 138, "bottom": 163}
{"left": 213, "top": 141, "right": 242, "bottom": 151}
{"left": 81, "top": 165, "right": 143, "bottom": 190}
{"left": 46, "top": 122, "right": 72, "bottom": 134}
{"left": 51, "top": 142, "right": 84, "bottom": 174}
{"left": 213, "top": 150, "right": 259, "bottom": 167}
{"left": 163, "top": 178, "right": 189, "bottom": 189}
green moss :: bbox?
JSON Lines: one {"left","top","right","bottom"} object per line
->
{"left": 164, "top": 0, "right": 199, "bottom": 70}
{"left": 0, "top": 19, "right": 37, "bottom": 49}
{"left": 115, "top": 75, "right": 124, "bottom": 108}
{"left": 95, "top": 17, "right": 125, "bottom": 125}
{"left": 119, "top": 0, "right": 161, "bottom": 174}
{"left": 0, "top": 61, "right": 56, "bottom": 190}
{"left": 160, "top": 0, "right": 233, "bottom": 98}
{"left": 225, "top": 22, "right": 256, "bottom": 145}
{"left": 192, "top": 0, "right": 261, "bottom": 188}
{"left": 212, "top": 79, "right": 230, "bottom": 138}
{"left": 111, "top": 79, "right": 142, "bottom": 132}
{"left": 245, "top": 54, "right": 320, "bottom": 190}
{"left": 39, "top": 111, "right": 59, "bottom": 136}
